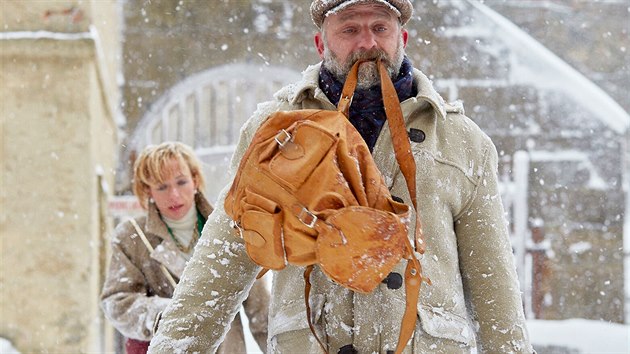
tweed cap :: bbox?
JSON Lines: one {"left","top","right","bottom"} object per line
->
{"left": 310, "top": 0, "right": 413, "bottom": 29}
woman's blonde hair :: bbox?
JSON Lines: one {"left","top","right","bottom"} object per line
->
{"left": 132, "top": 142, "right": 206, "bottom": 209}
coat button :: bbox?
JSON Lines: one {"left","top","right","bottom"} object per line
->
{"left": 408, "top": 128, "right": 425, "bottom": 143}
{"left": 338, "top": 344, "right": 357, "bottom": 354}
{"left": 382, "top": 272, "right": 403, "bottom": 290}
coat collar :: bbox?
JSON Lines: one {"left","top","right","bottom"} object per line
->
{"left": 281, "top": 61, "right": 447, "bottom": 120}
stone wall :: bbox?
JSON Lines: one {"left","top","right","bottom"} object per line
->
{"left": 0, "top": 0, "right": 120, "bottom": 352}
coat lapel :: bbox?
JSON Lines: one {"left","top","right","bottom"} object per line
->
{"left": 143, "top": 193, "right": 215, "bottom": 279}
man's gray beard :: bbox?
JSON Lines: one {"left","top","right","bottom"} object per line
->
{"left": 323, "top": 37, "right": 405, "bottom": 90}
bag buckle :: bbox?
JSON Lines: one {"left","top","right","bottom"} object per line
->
{"left": 274, "top": 129, "right": 291, "bottom": 147}
{"left": 297, "top": 207, "right": 317, "bottom": 228}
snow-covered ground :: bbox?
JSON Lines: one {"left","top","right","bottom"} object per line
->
{"left": 2, "top": 318, "right": 628, "bottom": 353}
{"left": 0, "top": 338, "right": 20, "bottom": 354}
{"left": 527, "top": 319, "right": 629, "bottom": 354}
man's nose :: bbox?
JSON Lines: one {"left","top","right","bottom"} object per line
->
{"left": 357, "top": 30, "right": 378, "bottom": 50}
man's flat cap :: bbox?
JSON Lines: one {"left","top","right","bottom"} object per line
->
{"left": 310, "top": 0, "right": 414, "bottom": 29}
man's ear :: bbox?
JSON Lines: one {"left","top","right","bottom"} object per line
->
{"left": 402, "top": 29, "right": 409, "bottom": 48}
{"left": 314, "top": 32, "right": 325, "bottom": 59}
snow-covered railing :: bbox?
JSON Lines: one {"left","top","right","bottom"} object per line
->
{"left": 130, "top": 63, "right": 300, "bottom": 152}
{"left": 124, "top": 63, "right": 300, "bottom": 200}
{"left": 500, "top": 149, "right": 613, "bottom": 319}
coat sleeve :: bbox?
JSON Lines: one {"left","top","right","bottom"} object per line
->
{"left": 100, "top": 223, "right": 171, "bottom": 341}
{"left": 454, "top": 141, "right": 534, "bottom": 353}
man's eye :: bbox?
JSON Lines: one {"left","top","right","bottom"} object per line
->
{"left": 374, "top": 26, "right": 387, "bottom": 32}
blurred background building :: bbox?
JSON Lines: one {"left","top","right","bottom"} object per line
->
{"left": 1, "top": 0, "right": 628, "bottom": 352}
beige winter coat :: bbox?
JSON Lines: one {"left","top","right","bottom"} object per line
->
{"left": 149, "top": 63, "right": 533, "bottom": 353}
{"left": 100, "top": 193, "right": 269, "bottom": 353}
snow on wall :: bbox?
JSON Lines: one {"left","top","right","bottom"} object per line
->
{"left": 0, "top": 27, "right": 126, "bottom": 131}
{"left": 463, "top": 0, "right": 630, "bottom": 135}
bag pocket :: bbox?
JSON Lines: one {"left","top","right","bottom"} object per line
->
{"left": 315, "top": 206, "right": 408, "bottom": 293}
{"left": 269, "top": 121, "right": 337, "bottom": 191}
{"left": 240, "top": 188, "right": 286, "bottom": 270}
{"left": 282, "top": 208, "right": 318, "bottom": 266}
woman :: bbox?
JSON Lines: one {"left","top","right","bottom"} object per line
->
{"left": 101, "top": 142, "right": 269, "bottom": 354}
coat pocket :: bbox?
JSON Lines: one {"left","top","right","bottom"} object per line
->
{"left": 268, "top": 294, "right": 326, "bottom": 339}
{"left": 418, "top": 305, "right": 475, "bottom": 346}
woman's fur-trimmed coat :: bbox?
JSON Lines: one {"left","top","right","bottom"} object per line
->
{"left": 100, "top": 193, "right": 269, "bottom": 353}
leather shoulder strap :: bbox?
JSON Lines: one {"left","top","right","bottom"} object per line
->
{"left": 338, "top": 59, "right": 424, "bottom": 253}
{"left": 378, "top": 60, "right": 424, "bottom": 253}
{"left": 337, "top": 61, "right": 360, "bottom": 117}
{"left": 304, "top": 266, "right": 328, "bottom": 352}
{"left": 378, "top": 60, "right": 427, "bottom": 354}
{"left": 334, "top": 60, "right": 427, "bottom": 354}
{"left": 128, "top": 218, "right": 178, "bottom": 288}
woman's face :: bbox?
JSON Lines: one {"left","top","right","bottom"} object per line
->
{"left": 147, "top": 159, "right": 198, "bottom": 220}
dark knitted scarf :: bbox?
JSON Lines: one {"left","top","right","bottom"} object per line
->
{"left": 319, "top": 57, "right": 416, "bottom": 152}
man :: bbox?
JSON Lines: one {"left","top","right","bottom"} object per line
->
{"left": 149, "top": 1, "right": 534, "bottom": 353}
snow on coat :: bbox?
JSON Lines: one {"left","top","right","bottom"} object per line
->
{"left": 148, "top": 62, "right": 533, "bottom": 354}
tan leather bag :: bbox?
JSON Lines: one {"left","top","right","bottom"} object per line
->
{"left": 225, "top": 59, "right": 428, "bottom": 354}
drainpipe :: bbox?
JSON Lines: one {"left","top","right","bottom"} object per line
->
{"left": 623, "top": 132, "right": 630, "bottom": 325}
{"left": 625, "top": 183, "right": 629, "bottom": 324}
{"left": 513, "top": 150, "right": 532, "bottom": 318}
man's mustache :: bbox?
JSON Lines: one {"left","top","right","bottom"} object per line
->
{"left": 348, "top": 49, "right": 390, "bottom": 66}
